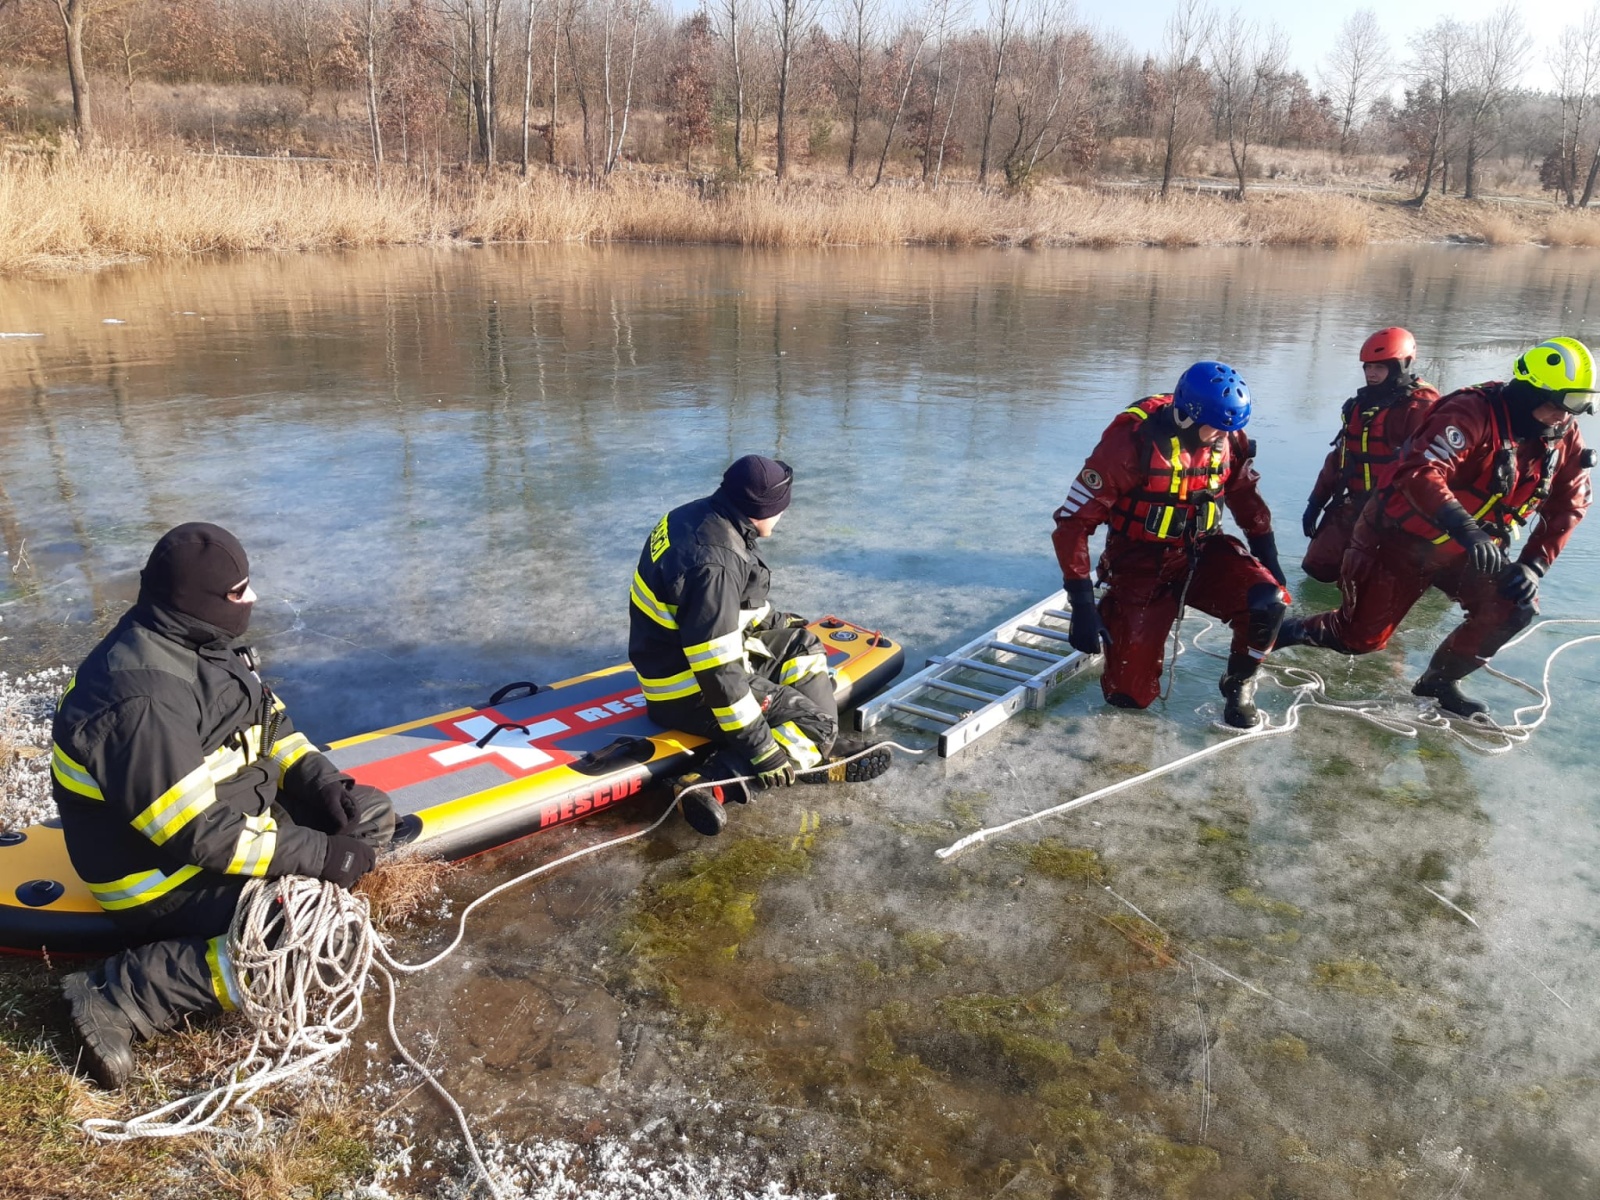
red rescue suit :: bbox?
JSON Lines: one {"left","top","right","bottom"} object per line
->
{"left": 1052, "top": 395, "right": 1281, "bottom": 708}
{"left": 1303, "top": 380, "right": 1440, "bottom": 582}
{"left": 1296, "top": 383, "right": 1592, "bottom": 660}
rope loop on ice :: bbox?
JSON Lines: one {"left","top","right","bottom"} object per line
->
{"left": 936, "top": 618, "right": 1600, "bottom": 860}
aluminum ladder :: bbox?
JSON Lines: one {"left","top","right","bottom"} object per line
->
{"left": 853, "top": 589, "right": 1099, "bottom": 757}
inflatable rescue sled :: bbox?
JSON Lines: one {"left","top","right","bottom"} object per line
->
{"left": 0, "top": 617, "right": 903, "bottom": 956}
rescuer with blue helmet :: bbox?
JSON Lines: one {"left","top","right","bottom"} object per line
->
{"left": 1051, "top": 362, "right": 1290, "bottom": 727}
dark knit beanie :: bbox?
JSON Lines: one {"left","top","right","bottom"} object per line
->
{"left": 717, "top": 455, "right": 794, "bottom": 520}
{"left": 139, "top": 522, "right": 254, "bottom": 638}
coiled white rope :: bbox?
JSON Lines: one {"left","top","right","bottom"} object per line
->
{"left": 82, "top": 739, "right": 927, "bottom": 1198}
{"left": 936, "top": 619, "right": 1600, "bottom": 859}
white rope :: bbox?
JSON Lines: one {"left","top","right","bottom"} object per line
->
{"left": 82, "top": 739, "right": 927, "bottom": 1197}
{"left": 936, "top": 618, "right": 1600, "bottom": 859}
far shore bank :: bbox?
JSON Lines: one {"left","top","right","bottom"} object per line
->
{"left": 5, "top": 151, "right": 1600, "bottom": 277}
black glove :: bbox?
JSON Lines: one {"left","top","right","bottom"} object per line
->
{"left": 1301, "top": 501, "right": 1323, "bottom": 541}
{"left": 1064, "top": 578, "right": 1111, "bottom": 656}
{"left": 308, "top": 777, "right": 362, "bottom": 835}
{"left": 1435, "top": 500, "right": 1507, "bottom": 576}
{"left": 1247, "top": 532, "right": 1288, "bottom": 589}
{"left": 319, "top": 834, "right": 377, "bottom": 889}
{"left": 1497, "top": 561, "right": 1542, "bottom": 604}
{"left": 776, "top": 611, "right": 809, "bottom": 630}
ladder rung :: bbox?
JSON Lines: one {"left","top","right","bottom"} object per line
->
{"left": 987, "top": 639, "right": 1063, "bottom": 663}
{"left": 1016, "top": 623, "right": 1074, "bottom": 643}
{"left": 891, "top": 699, "right": 961, "bottom": 725}
{"left": 925, "top": 679, "right": 1006, "bottom": 703}
{"left": 1042, "top": 608, "right": 1074, "bottom": 621}
{"left": 949, "top": 656, "right": 1035, "bottom": 682}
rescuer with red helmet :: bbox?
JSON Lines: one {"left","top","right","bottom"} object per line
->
{"left": 1052, "top": 362, "right": 1289, "bottom": 728}
{"left": 1301, "top": 327, "right": 1441, "bottom": 583}
{"left": 1278, "top": 337, "right": 1597, "bottom": 717}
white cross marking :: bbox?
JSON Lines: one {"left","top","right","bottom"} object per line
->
{"left": 429, "top": 715, "right": 570, "bottom": 771}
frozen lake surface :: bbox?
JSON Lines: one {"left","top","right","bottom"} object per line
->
{"left": 1, "top": 244, "right": 1597, "bottom": 1198}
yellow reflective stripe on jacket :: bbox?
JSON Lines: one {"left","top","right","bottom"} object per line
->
{"left": 87, "top": 863, "right": 203, "bottom": 911}
{"left": 206, "top": 935, "right": 242, "bottom": 1011}
{"left": 50, "top": 743, "right": 104, "bottom": 800}
{"left": 1361, "top": 428, "right": 1372, "bottom": 491}
{"left": 779, "top": 653, "right": 829, "bottom": 687}
{"left": 712, "top": 691, "right": 763, "bottom": 733}
{"left": 1123, "top": 405, "right": 1152, "bottom": 421}
{"left": 684, "top": 630, "right": 745, "bottom": 671}
{"left": 1168, "top": 437, "right": 1184, "bottom": 497}
{"left": 638, "top": 669, "right": 701, "bottom": 702}
{"left": 226, "top": 811, "right": 278, "bottom": 877}
{"left": 131, "top": 762, "right": 218, "bottom": 846}
{"left": 740, "top": 602, "right": 772, "bottom": 629}
{"left": 630, "top": 571, "right": 679, "bottom": 630}
{"left": 268, "top": 731, "right": 314, "bottom": 782}
{"left": 771, "top": 721, "right": 823, "bottom": 769}
{"left": 1431, "top": 493, "right": 1504, "bottom": 545}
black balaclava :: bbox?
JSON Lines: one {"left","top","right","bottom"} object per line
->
{"left": 138, "top": 522, "right": 253, "bottom": 638}
{"left": 1504, "top": 378, "right": 1565, "bottom": 440}
{"left": 716, "top": 455, "right": 794, "bottom": 520}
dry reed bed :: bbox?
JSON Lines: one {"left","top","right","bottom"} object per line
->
{"left": 6, "top": 151, "right": 1600, "bottom": 273}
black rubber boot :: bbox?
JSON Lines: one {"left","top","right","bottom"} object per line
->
{"left": 63, "top": 970, "right": 137, "bottom": 1090}
{"left": 675, "top": 773, "right": 728, "bottom": 836}
{"left": 1412, "top": 649, "right": 1488, "bottom": 719}
{"left": 802, "top": 736, "right": 893, "bottom": 785}
{"left": 1218, "top": 653, "right": 1263, "bottom": 729}
{"left": 1274, "top": 615, "right": 1336, "bottom": 650}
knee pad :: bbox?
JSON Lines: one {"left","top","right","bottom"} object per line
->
{"left": 1246, "top": 582, "right": 1287, "bottom": 643}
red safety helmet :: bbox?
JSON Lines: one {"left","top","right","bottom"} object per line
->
{"left": 1360, "top": 326, "right": 1417, "bottom": 365}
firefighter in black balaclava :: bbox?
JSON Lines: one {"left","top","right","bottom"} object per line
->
{"left": 52, "top": 523, "right": 396, "bottom": 1089}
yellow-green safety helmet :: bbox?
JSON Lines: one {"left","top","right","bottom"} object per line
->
{"left": 1513, "top": 336, "right": 1597, "bottom": 413}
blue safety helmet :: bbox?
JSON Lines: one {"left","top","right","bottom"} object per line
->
{"left": 1173, "top": 361, "right": 1251, "bottom": 431}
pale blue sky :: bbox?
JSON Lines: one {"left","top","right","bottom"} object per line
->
{"left": 1082, "top": 0, "right": 1574, "bottom": 90}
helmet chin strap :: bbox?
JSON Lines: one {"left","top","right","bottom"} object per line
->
{"left": 1173, "top": 410, "right": 1195, "bottom": 429}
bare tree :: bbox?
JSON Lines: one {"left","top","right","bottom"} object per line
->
{"left": 520, "top": 0, "right": 537, "bottom": 172}
{"left": 767, "top": 0, "right": 819, "bottom": 179}
{"left": 1459, "top": 4, "right": 1530, "bottom": 200}
{"left": 976, "top": 0, "right": 1015, "bottom": 185}
{"left": 827, "top": 0, "right": 882, "bottom": 176}
{"left": 1405, "top": 17, "right": 1467, "bottom": 205}
{"left": 1156, "top": 0, "right": 1213, "bottom": 199}
{"left": 364, "top": 0, "right": 385, "bottom": 177}
{"left": 711, "top": 0, "right": 749, "bottom": 170}
{"left": 1319, "top": 9, "right": 1390, "bottom": 156}
{"left": 1551, "top": 6, "right": 1600, "bottom": 205}
{"left": 52, "top": 0, "right": 97, "bottom": 144}
{"left": 916, "top": 0, "right": 968, "bottom": 183}
{"left": 873, "top": 19, "right": 929, "bottom": 185}
{"left": 600, "top": 0, "right": 646, "bottom": 173}
{"left": 1208, "top": 11, "right": 1288, "bottom": 199}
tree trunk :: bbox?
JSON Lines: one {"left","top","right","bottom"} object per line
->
{"left": 521, "top": 0, "right": 536, "bottom": 174}
{"left": 933, "top": 65, "right": 959, "bottom": 189}
{"left": 548, "top": 10, "right": 559, "bottom": 164}
{"left": 610, "top": 3, "right": 639, "bottom": 173}
{"left": 730, "top": 14, "right": 745, "bottom": 171}
{"left": 1580, "top": 142, "right": 1600, "bottom": 207}
{"left": 365, "top": 0, "right": 385, "bottom": 181}
{"left": 875, "top": 33, "right": 924, "bottom": 187}
{"left": 978, "top": 40, "right": 1005, "bottom": 185}
{"left": 54, "top": 0, "right": 93, "bottom": 148}
{"left": 485, "top": 0, "right": 503, "bottom": 168}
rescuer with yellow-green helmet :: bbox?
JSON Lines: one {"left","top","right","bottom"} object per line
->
{"left": 1278, "top": 336, "right": 1596, "bottom": 717}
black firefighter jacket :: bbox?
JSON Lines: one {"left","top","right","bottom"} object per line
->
{"left": 627, "top": 494, "right": 788, "bottom": 771}
{"left": 51, "top": 603, "right": 349, "bottom": 923}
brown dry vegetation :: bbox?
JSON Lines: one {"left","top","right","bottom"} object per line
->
{"left": 8, "top": 150, "right": 1600, "bottom": 277}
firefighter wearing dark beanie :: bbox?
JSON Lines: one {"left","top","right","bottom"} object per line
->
{"left": 629, "top": 456, "right": 891, "bottom": 838}
{"left": 53, "top": 524, "right": 396, "bottom": 1090}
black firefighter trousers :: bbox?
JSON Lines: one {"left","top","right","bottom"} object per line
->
{"left": 646, "top": 626, "right": 840, "bottom": 777}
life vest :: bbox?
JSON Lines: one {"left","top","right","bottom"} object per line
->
{"left": 1332, "top": 382, "right": 1432, "bottom": 494}
{"left": 1106, "top": 395, "right": 1230, "bottom": 544}
{"left": 1393, "top": 386, "right": 1565, "bottom": 545}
